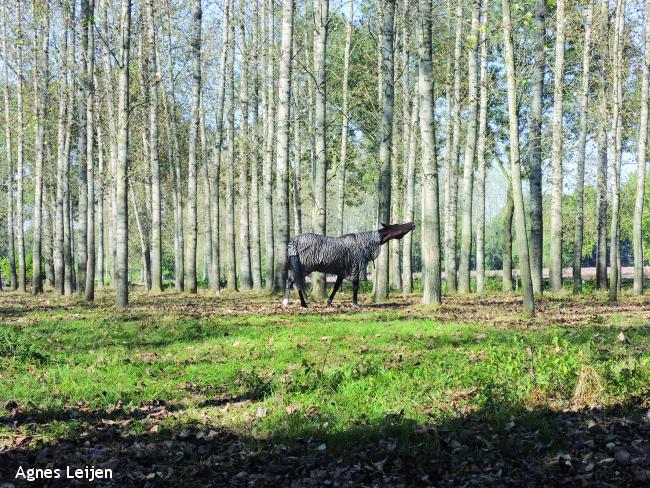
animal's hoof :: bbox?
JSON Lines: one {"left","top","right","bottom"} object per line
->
{"left": 351, "top": 303, "right": 360, "bottom": 310}
{"left": 326, "top": 301, "right": 333, "bottom": 308}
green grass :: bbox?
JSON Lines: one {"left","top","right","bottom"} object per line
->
{"left": 1, "top": 289, "right": 649, "bottom": 451}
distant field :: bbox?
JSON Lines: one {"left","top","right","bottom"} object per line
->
{"left": 1, "top": 288, "right": 649, "bottom": 486}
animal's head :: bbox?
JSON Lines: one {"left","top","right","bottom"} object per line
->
{"left": 378, "top": 222, "right": 416, "bottom": 244}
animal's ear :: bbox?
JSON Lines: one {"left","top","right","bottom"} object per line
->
{"left": 381, "top": 223, "right": 388, "bottom": 228}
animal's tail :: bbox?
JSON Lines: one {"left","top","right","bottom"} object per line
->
{"left": 288, "top": 255, "right": 307, "bottom": 295}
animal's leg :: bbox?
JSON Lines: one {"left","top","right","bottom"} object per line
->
{"left": 352, "top": 280, "right": 360, "bottom": 307}
{"left": 327, "top": 276, "right": 344, "bottom": 307}
{"left": 298, "top": 289, "right": 308, "bottom": 307}
{"left": 283, "top": 276, "right": 295, "bottom": 306}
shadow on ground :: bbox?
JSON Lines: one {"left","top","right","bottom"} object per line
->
{"left": 1, "top": 395, "right": 649, "bottom": 487}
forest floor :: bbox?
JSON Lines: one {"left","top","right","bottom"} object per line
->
{"left": 1, "top": 285, "right": 649, "bottom": 486}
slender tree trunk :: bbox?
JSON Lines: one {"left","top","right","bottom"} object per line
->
{"left": 199, "top": 97, "right": 213, "bottom": 290}
{"left": 458, "top": 0, "right": 481, "bottom": 293}
{"left": 225, "top": 3, "right": 238, "bottom": 291}
{"left": 130, "top": 185, "right": 150, "bottom": 287}
{"left": 272, "top": 0, "right": 295, "bottom": 292}
{"left": 147, "top": 0, "right": 162, "bottom": 292}
{"left": 402, "top": 89, "right": 418, "bottom": 294}
{"left": 633, "top": 0, "right": 650, "bottom": 295}
{"left": 263, "top": 0, "right": 275, "bottom": 290}
{"left": 238, "top": 0, "right": 253, "bottom": 290}
{"left": 311, "top": 0, "right": 329, "bottom": 299}
{"left": 115, "top": 0, "right": 132, "bottom": 307}
{"left": 373, "top": 0, "right": 396, "bottom": 303}
{"left": 185, "top": 0, "right": 201, "bottom": 294}
{"left": 573, "top": 1, "right": 593, "bottom": 294}
{"left": 250, "top": 0, "right": 262, "bottom": 290}
{"left": 15, "top": 2, "right": 25, "bottom": 292}
{"left": 211, "top": 0, "right": 230, "bottom": 295}
{"left": 85, "top": 0, "right": 96, "bottom": 301}
{"left": 445, "top": 2, "right": 462, "bottom": 293}
{"left": 476, "top": 0, "right": 490, "bottom": 294}
{"left": 2, "top": 2, "right": 16, "bottom": 290}
{"left": 97, "top": 120, "right": 105, "bottom": 289}
{"left": 495, "top": 157, "right": 513, "bottom": 292}
{"left": 549, "top": 0, "right": 565, "bottom": 293}
{"left": 63, "top": 8, "right": 75, "bottom": 295}
{"left": 291, "top": 93, "right": 302, "bottom": 235}
{"left": 529, "top": 0, "right": 545, "bottom": 294}
{"left": 418, "top": 0, "right": 441, "bottom": 305}
{"left": 609, "top": 0, "right": 624, "bottom": 302}
{"left": 32, "top": 10, "right": 49, "bottom": 295}
{"left": 77, "top": 0, "right": 89, "bottom": 295}
{"left": 501, "top": 0, "right": 535, "bottom": 315}
{"left": 52, "top": 2, "right": 69, "bottom": 295}
{"left": 337, "top": 1, "right": 354, "bottom": 237}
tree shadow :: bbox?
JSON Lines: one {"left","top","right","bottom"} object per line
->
{"left": 1, "top": 395, "right": 649, "bottom": 487}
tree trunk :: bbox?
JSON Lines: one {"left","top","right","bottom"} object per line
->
{"left": 457, "top": 0, "right": 481, "bottom": 293}
{"left": 595, "top": 1, "right": 609, "bottom": 291}
{"left": 549, "top": 0, "right": 565, "bottom": 293}
{"left": 211, "top": 0, "right": 230, "bottom": 295}
{"left": 32, "top": 10, "right": 49, "bottom": 295}
{"left": 238, "top": 0, "right": 253, "bottom": 290}
{"left": 263, "top": 0, "right": 275, "bottom": 290}
{"left": 495, "top": 157, "right": 513, "bottom": 292}
{"left": 199, "top": 97, "right": 214, "bottom": 291}
{"left": 97, "top": 120, "right": 105, "bottom": 289}
{"left": 85, "top": 0, "right": 96, "bottom": 301}
{"left": 115, "top": 0, "right": 132, "bottom": 307}
{"left": 402, "top": 88, "right": 418, "bottom": 294}
{"left": 63, "top": 6, "right": 75, "bottom": 295}
{"left": 445, "top": 2, "right": 462, "bottom": 293}
{"left": 476, "top": 0, "right": 490, "bottom": 294}
{"left": 337, "top": 0, "right": 354, "bottom": 237}
{"left": 147, "top": 0, "right": 162, "bottom": 292}
{"left": 418, "top": 0, "right": 441, "bottom": 305}
{"left": 2, "top": 2, "right": 16, "bottom": 290}
{"left": 633, "top": 0, "right": 650, "bottom": 295}
{"left": 250, "top": 0, "right": 262, "bottom": 290}
{"left": 501, "top": 0, "right": 535, "bottom": 316}
{"left": 373, "top": 0, "right": 396, "bottom": 303}
{"left": 15, "top": 1, "right": 25, "bottom": 292}
{"left": 609, "top": 0, "right": 624, "bottom": 302}
{"left": 225, "top": 3, "right": 238, "bottom": 291}
{"left": 77, "top": 0, "right": 89, "bottom": 295}
{"left": 185, "top": 0, "right": 201, "bottom": 294}
{"left": 272, "top": 0, "right": 295, "bottom": 292}
{"left": 573, "top": 0, "right": 594, "bottom": 294}
{"left": 311, "top": 0, "right": 329, "bottom": 299}
{"left": 529, "top": 0, "right": 545, "bottom": 294}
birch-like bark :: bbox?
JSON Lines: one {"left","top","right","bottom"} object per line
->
{"left": 549, "top": 0, "right": 565, "bottom": 293}
{"left": 32, "top": 8, "right": 49, "bottom": 295}
{"left": 633, "top": 0, "right": 650, "bottom": 295}
{"left": 263, "top": 0, "right": 275, "bottom": 290}
{"left": 115, "top": 0, "right": 132, "bottom": 307}
{"left": 147, "top": 0, "right": 162, "bottom": 292}
{"left": 52, "top": 2, "right": 68, "bottom": 295}
{"left": 64, "top": 4, "right": 75, "bottom": 294}
{"left": 573, "top": 0, "right": 593, "bottom": 294}
{"left": 272, "top": 0, "right": 294, "bottom": 292}
{"left": 225, "top": 2, "right": 237, "bottom": 290}
{"left": 311, "top": 0, "right": 329, "bottom": 299}
{"left": 85, "top": 0, "right": 96, "bottom": 301}
{"left": 501, "top": 0, "right": 535, "bottom": 315}
{"left": 476, "top": 0, "right": 490, "bottom": 294}
{"left": 609, "top": 0, "right": 624, "bottom": 301}
{"left": 238, "top": 0, "right": 253, "bottom": 290}
{"left": 15, "top": 1, "right": 25, "bottom": 292}
{"left": 185, "top": 0, "right": 201, "bottom": 294}
{"left": 97, "top": 119, "right": 105, "bottom": 289}
{"left": 77, "top": 0, "right": 89, "bottom": 295}
{"left": 2, "top": 2, "right": 16, "bottom": 290}
{"left": 402, "top": 88, "right": 418, "bottom": 294}
{"left": 457, "top": 0, "right": 481, "bottom": 293}
{"left": 199, "top": 97, "right": 213, "bottom": 290}
{"left": 529, "top": 0, "right": 545, "bottom": 294}
{"left": 250, "top": 0, "right": 262, "bottom": 290}
{"left": 445, "top": 2, "right": 462, "bottom": 293}
{"left": 337, "top": 0, "right": 353, "bottom": 236}
{"left": 418, "top": 0, "right": 441, "bottom": 305}
{"left": 373, "top": 0, "right": 396, "bottom": 303}
{"left": 595, "top": 1, "right": 609, "bottom": 290}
